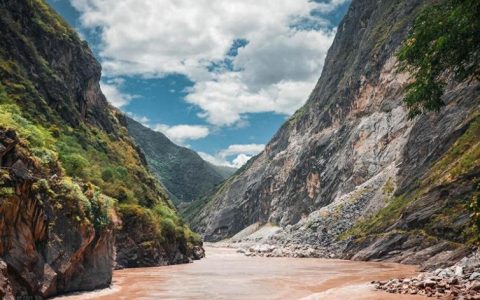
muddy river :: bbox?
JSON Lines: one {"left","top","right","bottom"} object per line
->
{"left": 56, "top": 246, "right": 427, "bottom": 300}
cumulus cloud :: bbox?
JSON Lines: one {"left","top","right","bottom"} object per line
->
{"left": 154, "top": 124, "right": 210, "bottom": 144}
{"left": 70, "top": 0, "right": 347, "bottom": 126}
{"left": 100, "top": 81, "right": 136, "bottom": 108}
{"left": 219, "top": 144, "right": 265, "bottom": 158}
{"left": 197, "top": 152, "right": 229, "bottom": 167}
{"left": 199, "top": 143, "right": 265, "bottom": 168}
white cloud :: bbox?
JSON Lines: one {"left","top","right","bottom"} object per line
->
{"left": 198, "top": 152, "right": 230, "bottom": 167}
{"left": 154, "top": 124, "right": 210, "bottom": 144}
{"left": 100, "top": 78, "right": 136, "bottom": 108}
{"left": 231, "top": 154, "right": 253, "bottom": 168}
{"left": 219, "top": 144, "right": 265, "bottom": 158}
{"left": 198, "top": 143, "right": 265, "bottom": 168}
{"left": 70, "top": 0, "right": 347, "bottom": 126}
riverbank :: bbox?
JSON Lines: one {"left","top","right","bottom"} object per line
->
{"left": 55, "top": 246, "right": 427, "bottom": 300}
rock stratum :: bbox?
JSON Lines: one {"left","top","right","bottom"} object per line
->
{"left": 0, "top": 0, "right": 202, "bottom": 298}
{"left": 190, "top": 0, "right": 480, "bottom": 270}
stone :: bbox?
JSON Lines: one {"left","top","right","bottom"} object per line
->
{"left": 424, "top": 279, "right": 436, "bottom": 288}
{"left": 470, "top": 281, "right": 480, "bottom": 291}
{"left": 11, "top": 160, "right": 33, "bottom": 180}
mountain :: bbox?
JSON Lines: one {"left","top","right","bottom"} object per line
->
{"left": 189, "top": 0, "right": 480, "bottom": 269}
{"left": 210, "top": 164, "right": 238, "bottom": 180}
{"left": 0, "top": 0, "right": 202, "bottom": 298}
{"left": 126, "top": 117, "right": 235, "bottom": 204}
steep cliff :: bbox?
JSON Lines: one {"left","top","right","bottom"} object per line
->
{"left": 190, "top": 0, "right": 479, "bottom": 268}
{"left": 126, "top": 117, "right": 235, "bottom": 204}
{"left": 0, "top": 0, "right": 202, "bottom": 298}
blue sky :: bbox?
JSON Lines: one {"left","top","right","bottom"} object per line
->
{"left": 46, "top": 0, "right": 350, "bottom": 167}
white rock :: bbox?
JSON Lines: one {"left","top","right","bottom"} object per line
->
{"left": 454, "top": 266, "right": 463, "bottom": 277}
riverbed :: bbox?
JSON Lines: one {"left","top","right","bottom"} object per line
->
{"left": 56, "top": 246, "right": 427, "bottom": 300}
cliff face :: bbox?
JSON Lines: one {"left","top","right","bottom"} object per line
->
{"left": 191, "top": 0, "right": 480, "bottom": 268}
{"left": 0, "top": 0, "right": 202, "bottom": 298}
{"left": 126, "top": 117, "right": 234, "bottom": 204}
{"left": 0, "top": 129, "right": 115, "bottom": 298}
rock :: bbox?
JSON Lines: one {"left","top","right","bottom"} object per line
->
{"left": 0, "top": 259, "right": 13, "bottom": 300}
{"left": 456, "top": 266, "right": 464, "bottom": 277}
{"left": 424, "top": 279, "right": 436, "bottom": 287}
{"left": 471, "top": 273, "right": 480, "bottom": 280}
{"left": 448, "top": 277, "right": 459, "bottom": 285}
{"left": 11, "top": 160, "right": 33, "bottom": 180}
{"left": 40, "top": 264, "right": 57, "bottom": 297}
{"left": 470, "top": 281, "right": 480, "bottom": 291}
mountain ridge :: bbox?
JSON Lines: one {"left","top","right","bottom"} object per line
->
{"left": 126, "top": 116, "right": 236, "bottom": 204}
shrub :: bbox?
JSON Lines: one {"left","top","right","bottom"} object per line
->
{"left": 160, "top": 218, "right": 176, "bottom": 241}
{"left": 61, "top": 153, "right": 88, "bottom": 178}
{"left": 101, "top": 168, "right": 114, "bottom": 182}
{"left": 397, "top": 0, "right": 480, "bottom": 117}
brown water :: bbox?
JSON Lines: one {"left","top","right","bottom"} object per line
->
{"left": 56, "top": 246, "right": 428, "bottom": 300}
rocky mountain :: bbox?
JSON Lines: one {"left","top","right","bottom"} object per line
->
{"left": 0, "top": 0, "right": 202, "bottom": 298}
{"left": 126, "top": 117, "right": 235, "bottom": 204}
{"left": 190, "top": 0, "right": 480, "bottom": 269}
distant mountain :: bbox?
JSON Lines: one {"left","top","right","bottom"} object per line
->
{"left": 210, "top": 164, "right": 238, "bottom": 179}
{"left": 126, "top": 117, "right": 236, "bottom": 203}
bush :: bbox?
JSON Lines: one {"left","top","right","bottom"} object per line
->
{"left": 160, "top": 218, "right": 177, "bottom": 241}
{"left": 101, "top": 168, "right": 114, "bottom": 182}
{"left": 61, "top": 153, "right": 88, "bottom": 177}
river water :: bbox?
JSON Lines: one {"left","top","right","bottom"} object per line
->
{"left": 57, "top": 246, "right": 427, "bottom": 300}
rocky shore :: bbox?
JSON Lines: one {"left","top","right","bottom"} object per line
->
{"left": 373, "top": 251, "right": 480, "bottom": 299}
{"left": 237, "top": 243, "right": 343, "bottom": 259}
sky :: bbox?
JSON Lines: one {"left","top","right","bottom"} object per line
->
{"left": 46, "top": 0, "right": 350, "bottom": 168}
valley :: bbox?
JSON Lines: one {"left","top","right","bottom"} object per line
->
{"left": 0, "top": 0, "right": 478, "bottom": 299}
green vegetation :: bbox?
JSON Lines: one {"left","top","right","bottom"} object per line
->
{"left": 0, "top": 0, "right": 201, "bottom": 254}
{"left": 340, "top": 195, "right": 411, "bottom": 240}
{"left": 397, "top": 0, "right": 480, "bottom": 118}
{"left": 287, "top": 106, "right": 307, "bottom": 128}
{"left": 467, "top": 181, "right": 480, "bottom": 243}
{"left": 0, "top": 79, "right": 195, "bottom": 247}
{"left": 31, "top": 0, "right": 79, "bottom": 41}
{"left": 382, "top": 177, "right": 395, "bottom": 195}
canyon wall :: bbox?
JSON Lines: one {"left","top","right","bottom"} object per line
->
{"left": 190, "top": 0, "right": 480, "bottom": 269}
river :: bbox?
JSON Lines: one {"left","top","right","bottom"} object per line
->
{"left": 56, "top": 246, "right": 427, "bottom": 300}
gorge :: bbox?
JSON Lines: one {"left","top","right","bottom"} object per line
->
{"left": 0, "top": 0, "right": 479, "bottom": 299}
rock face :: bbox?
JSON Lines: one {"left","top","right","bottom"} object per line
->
{"left": 0, "top": 0, "right": 203, "bottom": 297}
{"left": 126, "top": 117, "right": 235, "bottom": 204}
{"left": 0, "top": 129, "right": 115, "bottom": 298}
{"left": 191, "top": 0, "right": 480, "bottom": 268}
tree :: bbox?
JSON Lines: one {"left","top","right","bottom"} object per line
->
{"left": 397, "top": 0, "right": 480, "bottom": 118}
